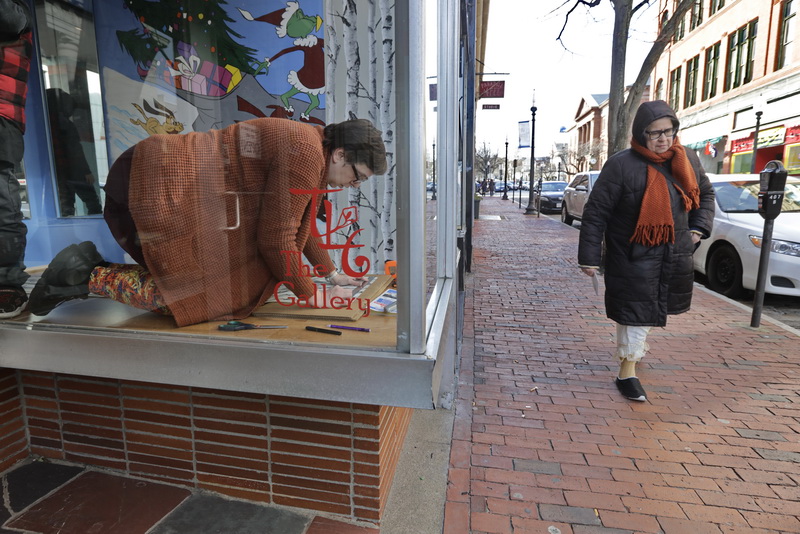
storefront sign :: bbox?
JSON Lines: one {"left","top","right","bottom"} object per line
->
{"left": 731, "top": 127, "right": 786, "bottom": 152}
{"left": 479, "top": 81, "right": 505, "bottom": 98}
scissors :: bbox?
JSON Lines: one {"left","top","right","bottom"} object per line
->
{"left": 218, "top": 321, "right": 288, "bottom": 331}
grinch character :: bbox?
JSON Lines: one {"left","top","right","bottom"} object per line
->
{"left": 239, "top": 2, "right": 324, "bottom": 121}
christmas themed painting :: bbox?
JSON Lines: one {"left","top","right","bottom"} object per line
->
{"left": 94, "top": 0, "right": 326, "bottom": 161}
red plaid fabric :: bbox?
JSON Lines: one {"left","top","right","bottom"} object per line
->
{"left": 0, "top": 31, "right": 32, "bottom": 131}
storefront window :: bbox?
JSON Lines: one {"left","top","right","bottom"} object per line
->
{"left": 12, "top": 0, "right": 452, "bottom": 354}
{"left": 35, "top": 0, "right": 107, "bottom": 217}
{"left": 785, "top": 143, "right": 800, "bottom": 173}
{"left": 2, "top": 0, "right": 461, "bottom": 409}
{"left": 731, "top": 151, "right": 753, "bottom": 173}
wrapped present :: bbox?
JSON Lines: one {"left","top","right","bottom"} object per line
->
{"left": 171, "top": 54, "right": 207, "bottom": 94}
{"left": 199, "top": 61, "right": 233, "bottom": 96}
{"left": 177, "top": 42, "right": 198, "bottom": 61}
{"left": 181, "top": 72, "right": 207, "bottom": 94}
{"left": 225, "top": 64, "right": 242, "bottom": 91}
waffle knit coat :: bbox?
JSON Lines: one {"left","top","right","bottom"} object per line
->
{"left": 128, "top": 118, "right": 335, "bottom": 326}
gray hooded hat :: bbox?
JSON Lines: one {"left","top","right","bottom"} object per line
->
{"left": 631, "top": 100, "right": 680, "bottom": 146}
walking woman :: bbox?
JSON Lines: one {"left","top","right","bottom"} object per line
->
{"left": 578, "top": 100, "right": 715, "bottom": 401}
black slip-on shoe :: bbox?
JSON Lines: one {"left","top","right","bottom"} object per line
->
{"left": 28, "top": 282, "right": 91, "bottom": 316}
{"left": 615, "top": 377, "right": 647, "bottom": 402}
{"left": 43, "top": 242, "right": 104, "bottom": 286}
{"left": 28, "top": 242, "right": 103, "bottom": 316}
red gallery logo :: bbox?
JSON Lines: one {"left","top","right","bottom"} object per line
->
{"left": 273, "top": 188, "right": 372, "bottom": 315}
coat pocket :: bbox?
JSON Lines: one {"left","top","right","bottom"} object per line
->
{"left": 628, "top": 242, "right": 658, "bottom": 262}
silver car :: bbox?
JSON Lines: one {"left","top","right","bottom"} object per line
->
{"left": 561, "top": 171, "right": 600, "bottom": 226}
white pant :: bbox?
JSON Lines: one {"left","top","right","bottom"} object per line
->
{"left": 614, "top": 324, "right": 651, "bottom": 362}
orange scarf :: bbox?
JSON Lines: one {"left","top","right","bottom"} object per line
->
{"left": 629, "top": 137, "right": 701, "bottom": 246}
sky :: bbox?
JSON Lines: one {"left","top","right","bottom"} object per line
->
{"left": 426, "top": 0, "right": 660, "bottom": 162}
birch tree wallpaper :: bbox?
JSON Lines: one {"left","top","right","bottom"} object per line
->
{"left": 325, "top": 0, "right": 397, "bottom": 275}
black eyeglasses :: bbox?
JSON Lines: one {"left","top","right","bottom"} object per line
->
{"left": 644, "top": 128, "right": 678, "bottom": 140}
{"left": 351, "top": 164, "right": 369, "bottom": 185}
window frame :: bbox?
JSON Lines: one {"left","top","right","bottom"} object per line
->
{"left": 669, "top": 66, "right": 682, "bottom": 111}
{"left": 690, "top": 1, "right": 704, "bottom": 31}
{"left": 685, "top": 55, "right": 700, "bottom": 108}
{"left": 703, "top": 42, "right": 720, "bottom": 100}
{"left": 725, "top": 19, "right": 758, "bottom": 92}
{"left": 776, "top": 0, "right": 796, "bottom": 71}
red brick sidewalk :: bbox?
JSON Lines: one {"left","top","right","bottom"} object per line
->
{"left": 445, "top": 196, "right": 800, "bottom": 534}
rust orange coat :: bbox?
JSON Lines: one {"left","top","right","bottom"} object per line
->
{"left": 128, "top": 118, "right": 335, "bottom": 326}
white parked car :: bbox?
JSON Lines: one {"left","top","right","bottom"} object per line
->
{"left": 694, "top": 173, "right": 800, "bottom": 298}
{"left": 561, "top": 171, "right": 601, "bottom": 226}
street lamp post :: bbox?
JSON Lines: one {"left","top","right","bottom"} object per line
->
{"left": 750, "top": 111, "right": 763, "bottom": 174}
{"left": 524, "top": 102, "right": 538, "bottom": 214}
{"left": 431, "top": 141, "right": 437, "bottom": 201}
{"left": 502, "top": 140, "right": 509, "bottom": 200}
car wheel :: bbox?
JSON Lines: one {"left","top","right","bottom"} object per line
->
{"left": 707, "top": 244, "right": 745, "bottom": 298}
{"left": 561, "top": 204, "right": 574, "bottom": 226}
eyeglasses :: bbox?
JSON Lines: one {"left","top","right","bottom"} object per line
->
{"left": 351, "top": 164, "right": 369, "bottom": 185}
{"left": 644, "top": 127, "right": 678, "bottom": 140}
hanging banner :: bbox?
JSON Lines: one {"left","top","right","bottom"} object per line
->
{"left": 518, "top": 121, "right": 530, "bottom": 148}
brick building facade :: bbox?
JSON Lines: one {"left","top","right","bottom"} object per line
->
{"left": 653, "top": 0, "right": 800, "bottom": 174}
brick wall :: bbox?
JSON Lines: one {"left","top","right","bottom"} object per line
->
{"left": 0, "top": 369, "right": 27, "bottom": 473}
{"left": 17, "top": 371, "right": 412, "bottom": 525}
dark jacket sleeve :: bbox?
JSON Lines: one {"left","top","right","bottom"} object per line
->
{"left": 0, "top": 0, "right": 32, "bottom": 37}
{"left": 578, "top": 156, "right": 626, "bottom": 267}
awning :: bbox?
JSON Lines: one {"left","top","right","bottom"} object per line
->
{"left": 684, "top": 136, "right": 726, "bottom": 150}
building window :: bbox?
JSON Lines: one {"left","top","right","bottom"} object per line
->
{"left": 725, "top": 19, "right": 758, "bottom": 91}
{"left": 673, "top": 13, "right": 686, "bottom": 42}
{"left": 669, "top": 66, "right": 682, "bottom": 110}
{"left": 709, "top": 0, "right": 725, "bottom": 16}
{"left": 776, "top": 0, "right": 796, "bottom": 70}
{"left": 703, "top": 42, "right": 720, "bottom": 100}
{"left": 690, "top": 1, "right": 704, "bottom": 30}
{"left": 655, "top": 79, "right": 664, "bottom": 101}
{"left": 685, "top": 55, "right": 699, "bottom": 108}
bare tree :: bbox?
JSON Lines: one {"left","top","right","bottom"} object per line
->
{"left": 475, "top": 143, "right": 501, "bottom": 183}
{"left": 560, "top": 140, "right": 603, "bottom": 179}
{"left": 560, "top": 0, "right": 696, "bottom": 157}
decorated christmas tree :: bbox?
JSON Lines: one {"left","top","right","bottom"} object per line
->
{"left": 117, "top": 0, "right": 258, "bottom": 78}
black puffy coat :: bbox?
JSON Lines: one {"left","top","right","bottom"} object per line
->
{"left": 578, "top": 104, "right": 715, "bottom": 327}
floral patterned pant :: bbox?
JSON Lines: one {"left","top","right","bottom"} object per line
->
{"left": 89, "top": 263, "right": 171, "bottom": 315}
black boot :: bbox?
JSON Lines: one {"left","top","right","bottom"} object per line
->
{"left": 29, "top": 242, "right": 104, "bottom": 316}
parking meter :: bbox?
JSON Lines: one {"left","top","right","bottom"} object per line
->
{"left": 758, "top": 161, "right": 788, "bottom": 220}
{"left": 751, "top": 160, "right": 787, "bottom": 327}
